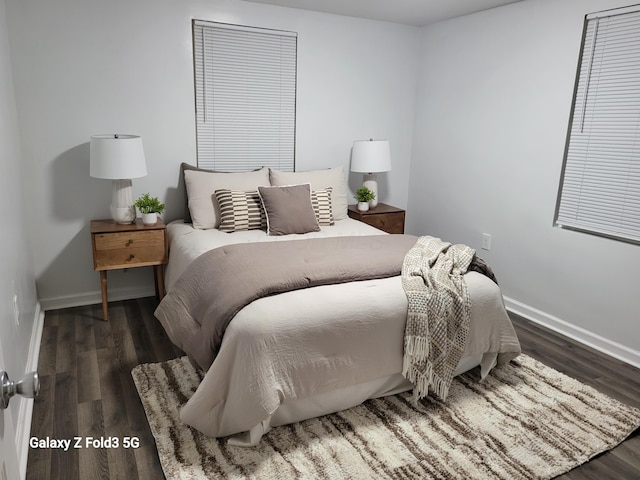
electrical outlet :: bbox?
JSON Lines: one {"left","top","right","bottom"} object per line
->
{"left": 481, "top": 233, "right": 492, "bottom": 251}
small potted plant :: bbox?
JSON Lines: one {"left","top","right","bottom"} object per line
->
{"left": 354, "top": 187, "right": 375, "bottom": 212}
{"left": 134, "top": 193, "right": 166, "bottom": 226}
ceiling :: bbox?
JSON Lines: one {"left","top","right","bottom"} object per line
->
{"left": 242, "top": 0, "right": 523, "bottom": 27}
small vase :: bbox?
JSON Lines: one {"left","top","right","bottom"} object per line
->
{"left": 357, "top": 201, "right": 370, "bottom": 212}
{"left": 142, "top": 212, "right": 158, "bottom": 226}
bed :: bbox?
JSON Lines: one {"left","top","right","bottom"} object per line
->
{"left": 154, "top": 164, "right": 521, "bottom": 446}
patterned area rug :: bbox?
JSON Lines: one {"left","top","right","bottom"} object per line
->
{"left": 132, "top": 354, "right": 640, "bottom": 480}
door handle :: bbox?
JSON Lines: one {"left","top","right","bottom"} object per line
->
{"left": 1, "top": 370, "right": 40, "bottom": 409}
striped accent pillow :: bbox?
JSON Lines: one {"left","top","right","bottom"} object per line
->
{"left": 214, "top": 189, "right": 266, "bottom": 232}
{"left": 311, "top": 187, "right": 334, "bottom": 226}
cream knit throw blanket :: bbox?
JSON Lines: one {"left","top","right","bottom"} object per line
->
{"left": 401, "top": 236, "right": 475, "bottom": 401}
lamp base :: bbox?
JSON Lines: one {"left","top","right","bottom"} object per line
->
{"left": 111, "top": 179, "right": 136, "bottom": 224}
{"left": 362, "top": 173, "right": 379, "bottom": 208}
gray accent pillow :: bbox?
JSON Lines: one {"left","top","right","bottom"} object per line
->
{"left": 258, "top": 184, "right": 321, "bottom": 236}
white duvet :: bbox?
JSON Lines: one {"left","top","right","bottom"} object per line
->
{"left": 159, "top": 218, "right": 521, "bottom": 446}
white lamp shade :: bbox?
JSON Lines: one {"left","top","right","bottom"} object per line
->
{"left": 90, "top": 134, "right": 147, "bottom": 179}
{"left": 351, "top": 139, "right": 391, "bottom": 173}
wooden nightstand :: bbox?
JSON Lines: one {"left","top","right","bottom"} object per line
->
{"left": 347, "top": 203, "right": 405, "bottom": 234}
{"left": 90, "top": 219, "right": 168, "bottom": 320}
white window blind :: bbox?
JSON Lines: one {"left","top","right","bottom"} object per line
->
{"left": 193, "top": 20, "right": 297, "bottom": 172}
{"left": 555, "top": 6, "right": 640, "bottom": 244}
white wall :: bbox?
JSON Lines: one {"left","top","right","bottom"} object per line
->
{"left": 0, "top": 0, "right": 40, "bottom": 476}
{"left": 9, "top": 0, "right": 637, "bottom": 365}
{"left": 5, "top": 0, "right": 420, "bottom": 308}
{"left": 409, "top": 0, "right": 640, "bottom": 360}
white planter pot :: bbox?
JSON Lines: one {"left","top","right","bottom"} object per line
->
{"left": 357, "top": 201, "right": 370, "bottom": 212}
{"left": 142, "top": 212, "right": 158, "bottom": 226}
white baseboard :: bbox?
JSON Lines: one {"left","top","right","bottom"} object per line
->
{"left": 16, "top": 302, "right": 44, "bottom": 480}
{"left": 504, "top": 296, "right": 640, "bottom": 369}
{"left": 39, "top": 286, "right": 156, "bottom": 311}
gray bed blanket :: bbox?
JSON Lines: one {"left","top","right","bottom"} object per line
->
{"left": 155, "top": 234, "right": 419, "bottom": 371}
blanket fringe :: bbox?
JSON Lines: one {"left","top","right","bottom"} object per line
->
{"left": 402, "top": 335, "right": 453, "bottom": 401}
{"left": 403, "top": 335, "right": 430, "bottom": 358}
{"left": 402, "top": 356, "right": 451, "bottom": 402}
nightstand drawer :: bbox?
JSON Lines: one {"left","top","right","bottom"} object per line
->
{"left": 93, "top": 230, "right": 166, "bottom": 270}
{"left": 94, "top": 230, "right": 164, "bottom": 251}
{"left": 347, "top": 203, "right": 405, "bottom": 234}
{"left": 362, "top": 213, "right": 405, "bottom": 234}
{"left": 93, "top": 245, "right": 166, "bottom": 269}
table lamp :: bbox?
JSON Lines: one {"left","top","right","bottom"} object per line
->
{"left": 90, "top": 134, "right": 147, "bottom": 224}
{"left": 351, "top": 139, "right": 391, "bottom": 208}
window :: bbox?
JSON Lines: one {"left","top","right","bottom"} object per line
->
{"left": 192, "top": 20, "right": 297, "bottom": 172}
{"left": 555, "top": 6, "right": 640, "bottom": 244}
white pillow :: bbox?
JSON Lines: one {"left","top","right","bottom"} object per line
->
{"left": 185, "top": 167, "right": 270, "bottom": 229}
{"left": 269, "top": 166, "right": 348, "bottom": 220}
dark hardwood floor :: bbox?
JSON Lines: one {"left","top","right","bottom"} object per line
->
{"left": 26, "top": 297, "right": 640, "bottom": 479}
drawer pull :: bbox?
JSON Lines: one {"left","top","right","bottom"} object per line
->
{"left": 127, "top": 254, "right": 135, "bottom": 262}
{"left": 380, "top": 219, "right": 386, "bottom": 226}
{"left": 126, "top": 239, "right": 134, "bottom": 247}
